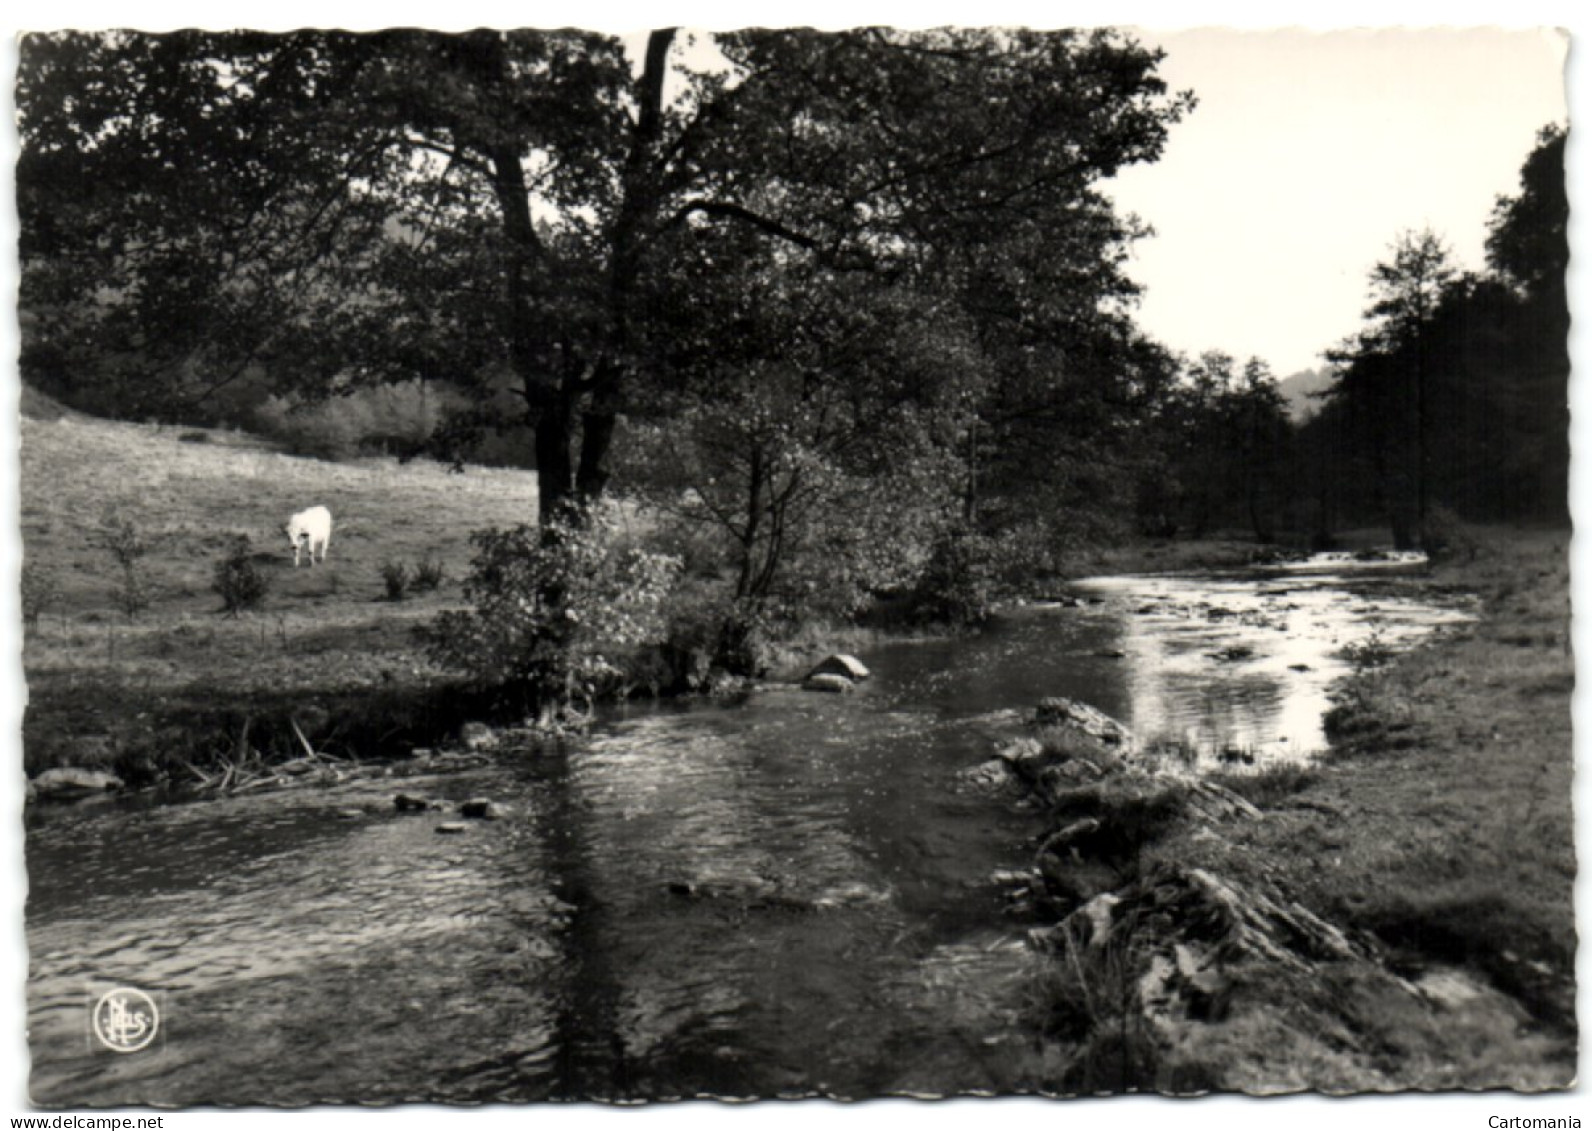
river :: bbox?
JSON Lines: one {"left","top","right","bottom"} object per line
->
{"left": 25, "top": 557, "right": 1469, "bottom": 1104}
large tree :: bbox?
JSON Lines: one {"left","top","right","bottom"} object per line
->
{"left": 623, "top": 247, "right": 980, "bottom": 648}
{"left": 1314, "top": 125, "right": 1571, "bottom": 540}
{"left": 1482, "top": 123, "right": 1570, "bottom": 520}
{"left": 1486, "top": 123, "right": 1568, "bottom": 303}
{"left": 1133, "top": 350, "right": 1289, "bottom": 541}
{"left": 1324, "top": 228, "right": 1458, "bottom": 547}
{"left": 19, "top": 27, "right": 1193, "bottom": 525}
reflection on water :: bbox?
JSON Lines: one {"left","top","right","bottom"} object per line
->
{"left": 1076, "top": 562, "right": 1471, "bottom": 766}
{"left": 25, "top": 557, "right": 1467, "bottom": 1104}
{"left": 549, "top": 696, "right": 1054, "bottom": 1099}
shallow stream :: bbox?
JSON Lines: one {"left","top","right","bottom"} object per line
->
{"left": 25, "top": 557, "right": 1469, "bottom": 1104}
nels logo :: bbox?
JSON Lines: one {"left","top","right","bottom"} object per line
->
{"left": 91, "top": 987, "right": 160, "bottom": 1054}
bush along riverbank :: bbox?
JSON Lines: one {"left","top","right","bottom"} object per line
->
{"left": 975, "top": 530, "right": 1574, "bottom": 1094}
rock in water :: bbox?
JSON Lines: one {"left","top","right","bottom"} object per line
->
{"left": 435, "top": 822, "right": 469, "bottom": 835}
{"left": 30, "top": 767, "right": 124, "bottom": 801}
{"left": 807, "top": 653, "right": 870, "bottom": 682}
{"left": 1208, "top": 644, "right": 1255, "bottom": 663}
{"left": 803, "top": 672, "right": 855, "bottom": 694}
{"left": 394, "top": 793, "right": 432, "bottom": 813}
{"left": 460, "top": 798, "right": 507, "bottom": 820}
{"left": 1033, "top": 697, "right": 1135, "bottom": 750}
{"left": 459, "top": 722, "right": 497, "bottom": 751}
{"left": 1045, "top": 862, "right": 1366, "bottom": 1030}
{"left": 957, "top": 758, "right": 1023, "bottom": 794}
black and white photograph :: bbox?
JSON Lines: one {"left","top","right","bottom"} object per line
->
{"left": 5, "top": 0, "right": 1585, "bottom": 1116}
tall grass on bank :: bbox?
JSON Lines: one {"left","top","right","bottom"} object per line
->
{"left": 1030, "top": 925, "right": 1174, "bottom": 1094}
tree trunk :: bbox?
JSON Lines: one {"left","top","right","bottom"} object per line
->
{"left": 535, "top": 394, "right": 577, "bottom": 523}
{"left": 477, "top": 31, "right": 677, "bottom": 529}
{"left": 963, "top": 420, "right": 979, "bottom": 523}
{"left": 1414, "top": 350, "right": 1432, "bottom": 550}
{"left": 735, "top": 445, "right": 766, "bottom": 600}
{"left": 1387, "top": 469, "right": 1418, "bottom": 551}
{"left": 575, "top": 369, "right": 622, "bottom": 509}
{"left": 563, "top": 28, "right": 674, "bottom": 522}
{"left": 1246, "top": 473, "right": 1272, "bottom": 543}
{"left": 483, "top": 122, "right": 574, "bottom": 524}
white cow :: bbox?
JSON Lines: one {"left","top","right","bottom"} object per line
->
{"left": 285, "top": 506, "right": 333, "bottom": 567}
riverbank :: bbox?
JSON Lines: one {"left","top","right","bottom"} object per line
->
{"left": 1209, "top": 527, "right": 1574, "bottom": 1026}
{"left": 1006, "top": 526, "right": 1574, "bottom": 1092}
{"left": 1048, "top": 534, "right": 1286, "bottom": 579}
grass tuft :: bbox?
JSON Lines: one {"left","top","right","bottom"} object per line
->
{"left": 380, "top": 559, "right": 411, "bottom": 602}
{"left": 1207, "top": 764, "right": 1320, "bottom": 808}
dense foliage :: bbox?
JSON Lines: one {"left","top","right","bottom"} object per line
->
{"left": 18, "top": 27, "right": 1203, "bottom": 695}
{"left": 424, "top": 506, "right": 681, "bottom": 708}
{"left": 212, "top": 536, "right": 271, "bottom": 617}
{"left": 1141, "top": 125, "right": 1570, "bottom": 551}
{"left": 1134, "top": 352, "right": 1291, "bottom": 541}
{"left": 18, "top": 28, "right": 1192, "bottom": 517}
{"left": 1309, "top": 125, "right": 1569, "bottom": 544}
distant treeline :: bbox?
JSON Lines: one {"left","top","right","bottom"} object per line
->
{"left": 1302, "top": 126, "right": 1569, "bottom": 546}
{"left": 1108, "top": 124, "right": 1570, "bottom": 551}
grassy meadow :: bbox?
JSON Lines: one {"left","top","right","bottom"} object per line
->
{"left": 20, "top": 401, "right": 544, "bottom": 780}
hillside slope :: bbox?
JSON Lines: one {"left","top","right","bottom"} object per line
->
{"left": 20, "top": 411, "right": 543, "bottom": 777}
{"left": 21, "top": 411, "right": 540, "bottom": 615}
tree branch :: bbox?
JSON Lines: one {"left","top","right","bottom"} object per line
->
{"left": 660, "top": 199, "right": 821, "bottom": 250}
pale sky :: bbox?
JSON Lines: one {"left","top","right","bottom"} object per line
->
{"left": 653, "top": 24, "right": 1568, "bottom": 380}
{"left": 629, "top": 25, "right": 1567, "bottom": 381}
{"left": 1106, "top": 27, "right": 1568, "bottom": 377}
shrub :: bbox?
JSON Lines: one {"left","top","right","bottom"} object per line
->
{"left": 381, "top": 560, "right": 411, "bottom": 602}
{"left": 96, "top": 509, "right": 153, "bottom": 620}
{"left": 212, "top": 536, "right": 270, "bottom": 617}
{"left": 1340, "top": 630, "right": 1395, "bottom": 671}
{"left": 253, "top": 380, "right": 451, "bottom": 461}
{"left": 97, "top": 510, "right": 148, "bottom": 571}
{"left": 412, "top": 557, "right": 446, "bottom": 592}
{"left": 1421, "top": 504, "right": 1477, "bottom": 563}
{"left": 906, "top": 525, "right": 1001, "bottom": 626}
{"left": 1028, "top": 915, "right": 1174, "bottom": 1093}
{"left": 113, "top": 573, "right": 152, "bottom": 621}
{"left": 425, "top": 504, "right": 681, "bottom": 709}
